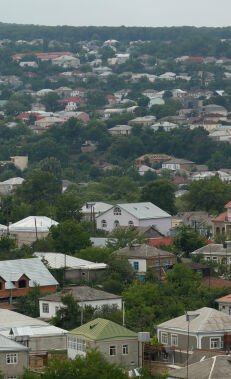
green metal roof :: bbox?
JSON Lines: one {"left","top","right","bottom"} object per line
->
{"left": 68, "top": 318, "right": 137, "bottom": 341}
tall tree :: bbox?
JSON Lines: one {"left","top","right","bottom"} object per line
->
{"left": 140, "top": 179, "right": 176, "bottom": 214}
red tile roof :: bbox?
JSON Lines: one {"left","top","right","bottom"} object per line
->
{"left": 66, "top": 96, "right": 84, "bottom": 103}
{"left": 212, "top": 211, "right": 227, "bottom": 222}
{"left": 216, "top": 294, "right": 231, "bottom": 302}
{"left": 202, "top": 277, "right": 231, "bottom": 288}
{"left": 225, "top": 201, "right": 231, "bottom": 209}
{"left": 149, "top": 237, "right": 173, "bottom": 247}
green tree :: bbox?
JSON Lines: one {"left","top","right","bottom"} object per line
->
{"left": 39, "top": 157, "right": 62, "bottom": 179}
{"left": 22, "top": 350, "right": 130, "bottom": 379}
{"left": 140, "top": 179, "right": 176, "bottom": 214}
{"left": 49, "top": 220, "right": 91, "bottom": 254}
{"left": 185, "top": 177, "right": 231, "bottom": 213}
{"left": 55, "top": 192, "right": 82, "bottom": 222}
{"left": 107, "top": 227, "right": 147, "bottom": 250}
{"left": 15, "top": 284, "right": 42, "bottom": 318}
{"left": 41, "top": 92, "right": 60, "bottom": 112}
{"left": 16, "top": 170, "right": 62, "bottom": 204}
{"left": 51, "top": 294, "right": 82, "bottom": 330}
{"left": 87, "top": 90, "right": 107, "bottom": 108}
{"left": 173, "top": 225, "right": 207, "bottom": 257}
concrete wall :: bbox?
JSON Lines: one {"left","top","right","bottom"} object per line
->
{"left": 218, "top": 302, "right": 231, "bottom": 315}
{"left": 29, "top": 335, "right": 67, "bottom": 353}
{"left": 9, "top": 231, "right": 49, "bottom": 247}
{"left": 64, "top": 268, "right": 106, "bottom": 284}
{"left": 96, "top": 338, "right": 138, "bottom": 369}
{"left": 129, "top": 259, "right": 147, "bottom": 273}
{"left": 0, "top": 350, "right": 28, "bottom": 377}
{"left": 157, "top": 329, "right": 197, "bottom": 351}
{"left": 39, "top": 297, "right": 122, "bottom": 318}
{"left": 139, "top": 218, "right": 171, "bottom": 235}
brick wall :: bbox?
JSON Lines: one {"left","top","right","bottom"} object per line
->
{"left": 0, "top": 285, "right": 57, "bottom": 299}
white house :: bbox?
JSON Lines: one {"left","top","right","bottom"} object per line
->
{"left": 39, "top": 286, "right": 122, "bottom": 319}
{"left": 96, "top": 202, "right": 172, "bottom": 235}
{"left": 81, "top": 202, "right": 112, "bottom": 221}
{"left": 108, "top": 125, "right": 132, "bottom": 136}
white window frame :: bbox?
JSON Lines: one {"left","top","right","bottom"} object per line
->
{"left": 206, "top": 256, "right": 210, "bottom": 261}
{"left": 114, "top": 220, "right": 120, "bottom": 228}
{"left": 122, "top": 344, "right": 128, "bottom": 355}
{"left": 101, "top": 220, "right": 107, "bottom": 228}
{"left": 109, "top": 345, "right": 116, "bottom": 356}
{"left": 67, "top": 336, "right": 86, "bottom": 352}
{"left": 161, "top": 332, "right": 168, "bottom": 345}
{"left": 210, "top": 337, "right": 221, "bottom": 349}
{"left": 212, "top": 256, "right": 218, "bottom": 262}
{"left": 171, "top": 334, "right": 178, "bottom": 347}
{"left": 42, "top": 303, "right": 49, "bottom": 313}
{"left": 128, "top": 221, "right": 134, "bottom": 227}
{"left": 6, "top": 353, "right": 18, "bottom": 365}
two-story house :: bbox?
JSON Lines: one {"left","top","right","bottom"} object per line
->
{"left": 67, "top": 318, "right": 138, "bottom": 369}
{"left": 157, "top": 307, "right": 231, "bottom": 363}
{"left": 96, "top": 202, "right": 172, "bottom": 235}
{"left": 212, "top": 201, "right": 231, "bottom": 236}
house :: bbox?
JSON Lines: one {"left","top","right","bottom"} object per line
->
{"left": 7, "top": 216, "right": 58, "bottom": 246}
{"left": 65, "top": 96, "right": 84, "bottom": 111}
{"left": 216, "top": 294, "right": 231, "bottom": 315}
{"left": 162, "top": 158, "right": 195, "bottom": 171}
{"left": 158, "top": 72, "right": 176, "bottom": 80}
{"left": 0, "top": 309, "right": 67, "bottom": 369}
{"left": 52, "top": 55, "right": 80, "bottom": 68}
{"left": 151, "top": 121, "right": 178, "bottom": 132}
{"left": 169, "top": 355, "right": 231, "bottom": 379}
{"left": 10, "top": 156, "right": 28, "bottom": 171}
{"left": 135, "top": 154, "right": 172, "bottom": 167}
{"left": 0, "top": 177, "right": 24, "bottom": 195}
{"left": 67, "top": 318, "right": 138, "bottom": 369}
{"left": 19, "top": 61, "right": 38, "bottom": 68}
{"left": 113, "top": 244, "right": 176, "bottom": 279}
{"left": 137, "top": 165, "right": 156, "bottom": 176}
{"left": 0, "top": 334, "right": 29, "bottom": 378}
{"left": 39, "top": 286, "right": 122, "bottom": 319}
{"left": 35, "top": 252, "right": 107, "bottom": 284}
{"left": 108, "top": 124, "right": 132, "bottom": 136}
{"left": 174, "top": 211, "right": 213, "bottom": 236}
{"left": 35, "top": 116, "right": 64, "bottom": 128}
{"left": 191, "top": 244, "right": 231, "bottom": 265}
{"left": 96, "top": 202, "right": 172, "bottom": 234}
{"left": 157, "top": 307, "right": 231, "bottom": 362}
{"left": 202, "top": 104, "right": 228, "bottom": 117}
{"left": 81, "top": 202, "right": 112, "bottom": 221}
{"left": 212, "top": 201, "right": 231, "bottom": 236}
{"left": 55, "top": 86, "right": 72, "bottom": 98}
{"left": 190, "top": 171, "right": 216, "bottom": 181}
{"left": 0, "top": 258, "right": 58, "bottom": 300}
{"left": 128, "top": 116, "right": 156, "bottom": 127}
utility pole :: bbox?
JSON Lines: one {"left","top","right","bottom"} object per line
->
{"left": 34, "top": 217, "right": 38, "bottom": 241}
{"left": 122, "top": 301, "right": 125, "bottom": 327}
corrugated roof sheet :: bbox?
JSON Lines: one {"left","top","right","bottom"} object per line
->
{"left": 158, "top": 307, "right": 231, "bottom": 333}
{"left": 68, "top": 318, "right": 137, "bottom": 341}
{"left": 118, "top": 202, "right": 171, "bottom": 219}
{"left": 9, "top": 216, "right": 58, "bottom": 232}
{"left": 0, "top": 334, "right": 29, "bottom": 351}
{"left": 0, "top": 258, "right": 58, "bottom": 287}
{"left": 40, "top": 286, "right": 121, "bottom": 302}
{"left": 35, "top": 252, "right": 107, "bottom": 270}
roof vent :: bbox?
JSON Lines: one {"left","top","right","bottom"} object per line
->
{"left": 90, "top": 323, "right": 98, "bottom": 329}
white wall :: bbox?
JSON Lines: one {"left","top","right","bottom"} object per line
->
{"left": 40, "top": 298, "right": 122, "bottom": 319}
{"left": 96, "top": 208, "right": 139, "bottom": 231}
{"left": 128, "top": 259, "right": 146, "bottom": 273}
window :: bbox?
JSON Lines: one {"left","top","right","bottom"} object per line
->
{"left": 133, "top": 261, "right": 139, "bottom": 271}
{"left": 42, "top": 303, "right": 49, "bottom": 313}
{"left": 155, "top": 262, "right": 160, "bottom": 271}
{"left": 101, "top": 220, "right": 107, "bottom": 228}
{"left": 128, "top": 221, "right": 134, "bottom": 227}
{"left": 161, "top": 332, "right": 168, "bottom": 345}
{"left": 18, "top": 279, "right": 26, "bottom": 288}
{"left": 7, "top": 377, "right": 18, "bottom": 379}
{"left": 206, "top": 257, "right": 211, "bottom": 261}
{"left": 67, "top": 336, "right": 86, "bottom": 352}
{"left": 171, "top": 334, "right": 178, "bottom": 347}
{"left": 212, "top": 256, "right": 218, "bottom": 262}
{"left": 122, "top": 345, "right": 128, "bottom": 355}
{"left": 210, "top": 337, "right": 221, "bottom": 349}
{"left": 114, "top": 220, "right": 120, "bottom": 228}
{"left": 113, "top": 207, "right": 121, "bottom": 215}
{"left": 110, "top": 346, "right": 116, "bottom": 356}
{"left": 0, "top": 282, "right": 2, "bottom": 290}
{"left": 6, "top": 353, "right": 18, "bottom": 364}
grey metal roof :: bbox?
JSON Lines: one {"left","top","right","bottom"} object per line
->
{"left": 158, "top": 307, "right": 231, "bottom": 333}
{"left": 34, "top": 252, "right": 107, "bottom": 270}
{"left": 191, "top": 244, "right": 231, "bottom": 255}
{"left": 0, "top": 334, "right": 29, "bottom": 352}
{"left": 40, "top": 286, "right": 122, "bottom": 302}
{"left": 113, "top": 244, "right": 175, "bottom": 259}
{"left": 118, "top": 202, "right": 171, "bottom": 219}
{"left": 0, "top": 258, "right": 58, "bottom": 287}
{"left": 169, "top": 355, "right": 231, "bottom": 379}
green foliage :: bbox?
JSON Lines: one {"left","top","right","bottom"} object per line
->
{"left": 21, "top": 350, "right": 130, "bottom": 379}
{"left": 15, "top": 283, "right": 43, "bottom": 318}
{"left": 55, "top": 192, "right": 82, "bottom": 222}
{"left": 185, "top": 177, "right": 231, "bottom": 213}
{"left": 107, "top": 227, "right": 147, "bottom": 250}
{"left": 49, "top": 220, "right": 91, "bottom": 254}
{"left": 76, "top": 246, "right": 112, "bottom": 263}
{"left": 0, "top": 235, "right": 16, "bottom": 253}
{"left": 39, "top": 157, "right": 62, "bottom": 179}
{"left": 16, "top": 170, "right": 62, "bottom": 205}
{"left": 103, "top": 256, "right": 136, "bottom": 295}
{"left": 41, "top": 92, "right": 60, "bottom": 112}
{"left": 173, "top": 225, "right": 207, "bottom": 256}
{"left": 140, "top": 179, "right": 176, "bottom": 214}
